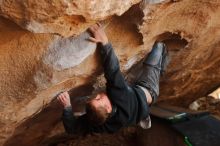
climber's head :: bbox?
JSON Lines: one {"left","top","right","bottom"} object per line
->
{"left": 86, "top": 92, "right": 112, "bottom": 125}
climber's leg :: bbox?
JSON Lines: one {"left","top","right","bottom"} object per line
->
{"left": 136, "top": 42, "right": 169, "bottom": 104}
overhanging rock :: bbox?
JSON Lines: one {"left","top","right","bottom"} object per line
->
{"left": 0, "top": 0, "right": 141, "bottom": 36}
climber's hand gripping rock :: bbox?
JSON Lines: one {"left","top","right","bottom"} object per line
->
{"left": 88, "top": 23, "right": 108, "bottom": 45}
{"left": 57, "top": 91, "right": 71, "bottom": 108}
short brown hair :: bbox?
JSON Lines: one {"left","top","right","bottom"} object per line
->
{"left": 86, "top": 102, "right": 109, "bottom": 125}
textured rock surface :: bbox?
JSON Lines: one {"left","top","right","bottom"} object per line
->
{"left": 0, "top": 0, "right": 141, "bottom": 36}
{"left": 0, "top": 0, "right": 220, "bottom": 146}
{"left": 140, "top": 0, "right": 220, "bottom": 105}
{"left": 0, "top": 3, "right": 144, "bottom": 145}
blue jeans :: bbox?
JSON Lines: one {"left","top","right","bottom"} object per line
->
{"left": 136, "top": 42, "right": 168, "bottom": 104}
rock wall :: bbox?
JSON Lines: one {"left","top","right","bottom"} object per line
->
{"left": 141, "top": 0, "right": 220, "bottom": 104}
{"left": 0, "top": 0, "right": 220, "bottom": 146}
{"left": 0, "top": 0, "right": 141, "bottom": 36}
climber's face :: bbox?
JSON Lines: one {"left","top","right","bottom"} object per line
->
{"left": 90, "top": 92, "right": 112, "bottom": 113}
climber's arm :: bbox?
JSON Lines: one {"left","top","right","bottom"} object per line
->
{"left": 62, "top": 106, "right": 78, "bottom": 134}
{"left": 88, "top": 23, "right": 127, "bottom": 89}
{"left": 99, "top": 43, "right": 127, "bottom": 89}
{"left": 58, "top": 92, "right": 88, "bottom": 134}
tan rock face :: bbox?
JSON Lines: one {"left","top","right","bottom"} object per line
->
{"left": 0, "top": 3, "right": 144, "bottom": 145}
{"left": 140, "top": 0, "right": 220, "bottom": 105}
{"left": 0, "top": 0, "right": 141, "bottom": 36}
{"left": 0, "top": 0, "right": 220, "bottom": 146}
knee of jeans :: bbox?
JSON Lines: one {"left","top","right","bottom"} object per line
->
{"left": 152, "top": 42, "right": 164, "bottom": 53}
{"left": 151, "top": 91, "right": 158, "bottom": 104}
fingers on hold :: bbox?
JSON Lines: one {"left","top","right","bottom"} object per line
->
{"left": 63, "top": 92, "right": 66, "bottom": 96}
{"left": 59, "top": 94, "right": 63, "bottom": 98}
{"left": 57, "top": 97, "right": 63, "bottom": 105}
{"left": 57, "top": 94, "right": 62, "bottom": 100}
{"left": 93, "top": 24, "right": 99, "bottom": 30}
{"left": 88, "top": 27, "right": 95, "bottom": 33}
{"left": 89, "top": 22, "right": 101, "bottom": 31}
{"left": 64, "top": 91, "right": 69, "bottom": 97}
{"left": 62, "top": 94, "right": 67, "bottom": 99}
{"left": 96, "top": 22, "right": 102, "bottom": 27}
{"left": 88, "top": 37, "right": 98, "bottom": 43}
{"left": 57, "top": 97, "right": 61, "bottom": 103}
{"left": 57, "top": 96, "right": 62, "bottom": 101}
{"left": 57, "top": 92, "right": 69, "bottom": 106}
{"left": 59, "top": 94, "right": 64, "bottom": 99}
{"left": 60, "top": 96, "right": 65, "bottom": 103}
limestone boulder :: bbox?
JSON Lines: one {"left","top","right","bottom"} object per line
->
{"left": 140, "top": 0, "right": 220, "bottom": 105}
{"left": 0, "top": 0, "right": 141, "bottom": 36}
{"left": 0, "top": 4, "right": 145, "bottom": 145}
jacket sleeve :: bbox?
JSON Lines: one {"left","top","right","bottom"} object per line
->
{"left": 62, "top": 106, "right": 78, "bottom": 134}
{"left": 62, "top": 106, "right": 90, "bottom": 134}
{"left": 99, "top": 43, "right": 127, "bottom": 89}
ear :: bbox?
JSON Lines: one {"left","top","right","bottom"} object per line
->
{"left": 106, "top": 101, "right": 112, "bottom": 113}
{"left": 106, "top": 105, "right": 111, "bottom": 113}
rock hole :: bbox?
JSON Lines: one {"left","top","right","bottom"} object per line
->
{"left": 156, "top": 32, "right": 188, "bottom": 51}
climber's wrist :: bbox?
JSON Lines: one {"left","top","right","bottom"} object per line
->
{"left": 64, "top": 103, "right": 72, "bottom": 109}
{"left": 101, "top": 40, "right": 108, "bottom": 46}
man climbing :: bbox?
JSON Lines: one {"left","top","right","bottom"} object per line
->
{"left": 57, "top": 23, "right": 168, "bottom": 134}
